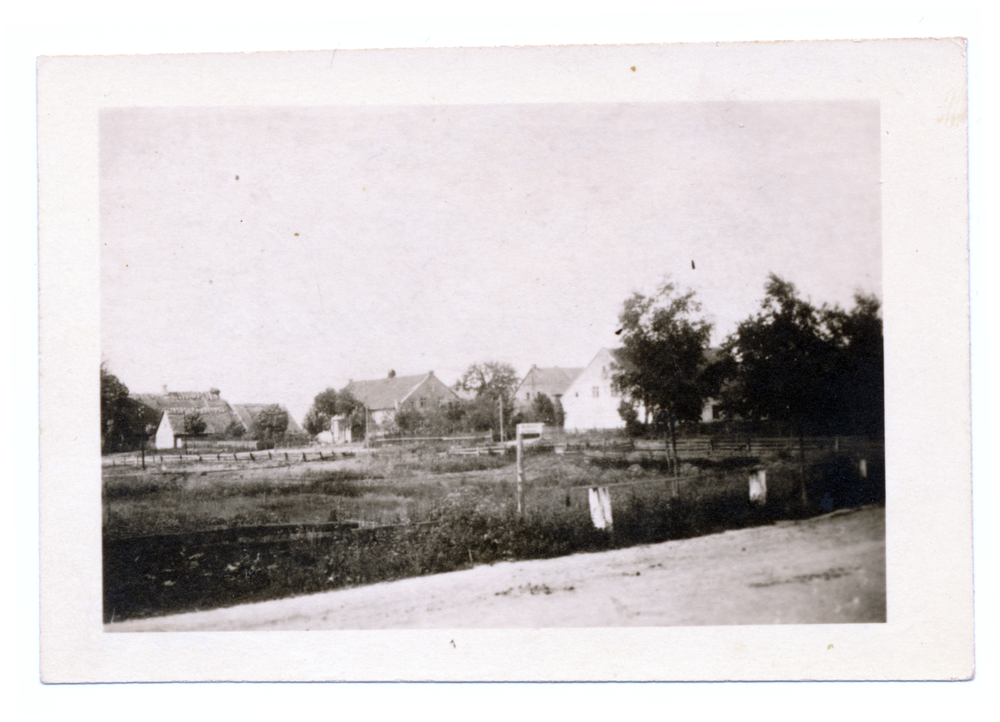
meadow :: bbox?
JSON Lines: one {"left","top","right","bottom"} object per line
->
{"left": 103, "top": 443, "right": 883, "bottom": 623}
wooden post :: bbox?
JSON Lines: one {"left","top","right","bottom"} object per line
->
{"left": 499, "top": 396, "right": 504, "bottom": 443}
{"left": 859, "top": 458, "right": 867, "bottom": 478}
{"left": 516, "top": 427, "right": 524, "bottom": 516}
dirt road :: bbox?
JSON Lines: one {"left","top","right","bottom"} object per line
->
{"left": 108, "top": 505, "right": 885, "bottom": 631}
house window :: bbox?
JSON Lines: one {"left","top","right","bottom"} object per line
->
{"left": 592, "top": 387, "right": 600, "bottom": 398}
{"left": 526, "top": 392, "right": 530, "bottom": 400}
{"left": 419, "top": 398, "right": 427, "bottom": 408}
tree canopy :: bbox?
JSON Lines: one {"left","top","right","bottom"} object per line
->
{"left": 304, "top": 387, "right": 365, "bottom": 437}
{"left": 251, "top": 404, "right": 289, "bottom": 440}
{"left": 455, "top": 361, "right": 518, "bottom": 401}
{"left": 612, "top": 280, "right": 714, "bottom": 443}
{"left": 719, "top": 274, "right": 884, "bottom": 437}
{"left": 100, "top": 364, "right": 148, "bottom": 453}
{"left": 455, "top": 361, "right": 519, "bottom": 440}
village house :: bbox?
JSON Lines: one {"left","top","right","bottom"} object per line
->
{"left": 561, "top": 349, "right": 629, "bottom": 431}
{"left": 513, "top": 365, "right": 583, "bottom": 412}
{"left": 561, "top": 349, "right": 722, "bottom": 431}
{"left": 344, "top": 371, "right": 460, "bottom": 430}
{"left": 132, "top": 388, "right": 240, "bottom": 449}
{"left": 231, "top": 403, "right": 306, "bottom": 438}
{"left": 134, "top": 389, "right": 304, "bottom": 449}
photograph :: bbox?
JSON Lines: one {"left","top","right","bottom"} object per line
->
{"left": 98, "top": 101, "right": 885, "bottom": 632}
{"left": 37, "top": 39, "right": 972, "bottom": 682}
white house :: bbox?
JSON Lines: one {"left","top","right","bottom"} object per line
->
{"left": 513, "top": 365, "right": 583, "bottom": 412}
{"left": 561, "top": 348, "right": 630, "bottom": 431}
{"left": 561, "top": 347, "right": 722, "bottom": 431}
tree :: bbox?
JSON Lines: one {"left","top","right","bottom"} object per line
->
{"left": 612, "top": 280, "right": 714, "bottom": 461}
{"left": 251, "top": 404, "right": 289, "bottom": 440}
{"left": 524, "top": 392, "right": 558, "bottom": 426}
{"left": 100, "top": 364, "right": 149, "bottom": 453}
{"left": 821, "top": 293, "right": 885, "bottom": 437}
{"left": 720, "top": 275, "right": 884, "bottom": 501}
{"left": 183, "top": 411, "right": 208, "bottom": 435}
{"left": 305, "top": 387, "right": 365, "bottom": 438}
{"left": 302, "top": 408, "right": 329, "bottom": 436}
{"left": 225, "top": 419, "right": 247, "bottom": 438}
{"left": 455, "top": 361, "right": 518, "bottom": 440}
{"left": 721, "top": 274, "right": 844, "bottom": 436}
{"left": 455, "top": 361, "right": 518, "bottom": 400}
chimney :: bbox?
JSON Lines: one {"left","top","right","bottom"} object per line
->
{"left": 428, "top": 370, "right": 434, "bottom": 377}
{"left": 162, "top": 384, "right": 168, "bottom": 394}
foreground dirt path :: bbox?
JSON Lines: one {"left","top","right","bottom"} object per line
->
{"left": 109, "top": 506, "right": 885, "bottom": 631}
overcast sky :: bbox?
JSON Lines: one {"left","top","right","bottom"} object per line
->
{"left": 101, "top": 102, "right": 881, "bottom": 422}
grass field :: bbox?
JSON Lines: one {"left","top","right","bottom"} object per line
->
{"left": 103, "top": 444, "right": 884, "bottom": 622}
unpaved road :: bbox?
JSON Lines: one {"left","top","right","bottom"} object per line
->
{"left": 109, "top": 506, "right": 885, "bottom": 631}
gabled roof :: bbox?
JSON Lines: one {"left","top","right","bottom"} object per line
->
{"left": 345, "top": 372, "right": 457, "bottom": 411}
{"left": 133, "top": 391, "right": 238, "bottom": 436}
{"left": 231, "top": 403, "right": 305, "bottom": 436}
{"left": 515, "top": 366, "right": 584, "bottom": 398}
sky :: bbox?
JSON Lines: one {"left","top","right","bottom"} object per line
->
{"left": 101, "top": 102, "right": 881, "bottom": 423}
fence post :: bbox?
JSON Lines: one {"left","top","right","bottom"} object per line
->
{"left": 859, "top": 458, "right": 867, "bottom": 478}
{"left": 284, "top": 452, "right": 288, "bottom": 461}
{"left": 249, "top": 452, "right": 254, "bottom": 461}
{"left": 516, "top": 428, "right": 524, "bottom": 516}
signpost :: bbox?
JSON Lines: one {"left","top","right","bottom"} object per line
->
{"left": 515, "top": 423, "right": 545, "bottom": 515}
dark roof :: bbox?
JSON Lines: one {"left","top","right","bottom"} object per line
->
{"left": 231, "top": 403, "right": 305, "bottom": 436}
{"left": 345, "top": 373, "right": 457, "bottom": 411}
{"left": 133, "top": 391, "right": 238, "bottom": 436}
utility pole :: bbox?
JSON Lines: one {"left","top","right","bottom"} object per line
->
{"left": 498, "top": 395, "right": 504, "bottom": 443}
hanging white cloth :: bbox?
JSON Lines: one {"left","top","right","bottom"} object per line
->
{"left": 589, "top": 487, "right": 614, "bottom": 530}
{"left": 749, "top": 470, "right": 767, "bottom": 505}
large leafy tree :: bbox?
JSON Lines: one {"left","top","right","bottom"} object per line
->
{"left": 821, "top": 293, "right": 885, "bottom": 437}
{"left": 304, "top": 387, "right": 365, "bottom": 437}
{"left": 612, "top": 280, "right": 714, "bottom": 458}
{"left": 455, "top": 361, "right": 518, "bottom": 440}
{"left": 251, "top": 404, "right": 289, "bottom": 440}
{"left": 100, "top": 363, "right": 145, "bottom": 453}
{"left": 720, "top": 274, "right": 883, "bottom": 437}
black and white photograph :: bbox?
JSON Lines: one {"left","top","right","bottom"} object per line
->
{"left": 36, "top": 39, "right": 973, "bottom": 682}
{"left": 98, "top": 101, "right": 886, "bottom": 632}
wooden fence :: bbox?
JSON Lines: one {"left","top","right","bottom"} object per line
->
{"left": 102, "top": 448, "right": 362, "bottom": 468}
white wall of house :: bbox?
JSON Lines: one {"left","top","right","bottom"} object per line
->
{"left": 154, "top": 414, "right": 174, "bottom": 450}
{"left": 562, "top": 349, "right": 627, "bottom": 431}
{"left": 331, "top": 416, "right": 353, "bottom": 444}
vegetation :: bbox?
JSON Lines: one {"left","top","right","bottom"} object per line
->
{"left": 304, "top": 387, "right": 365, "bottom": 438}
{"left": 454, "top": 361, "right": 519, "bottom": 439}
{"left": 183, "top": 411, "right": 207, "bottom": 436}
{"left": 612, "top": 280, "right": 716, "bottom": 456}
{"left": 100, "top": 364, "right": 152, "bottom": 453}
{"left": 102, "top": 443, "right": 883, "bottom": 622}
{"left": 251, "top": 404, "right": 289, "bottom": 440}
{"left": 718, "top": 274, "right": 884, "bottom": 438}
